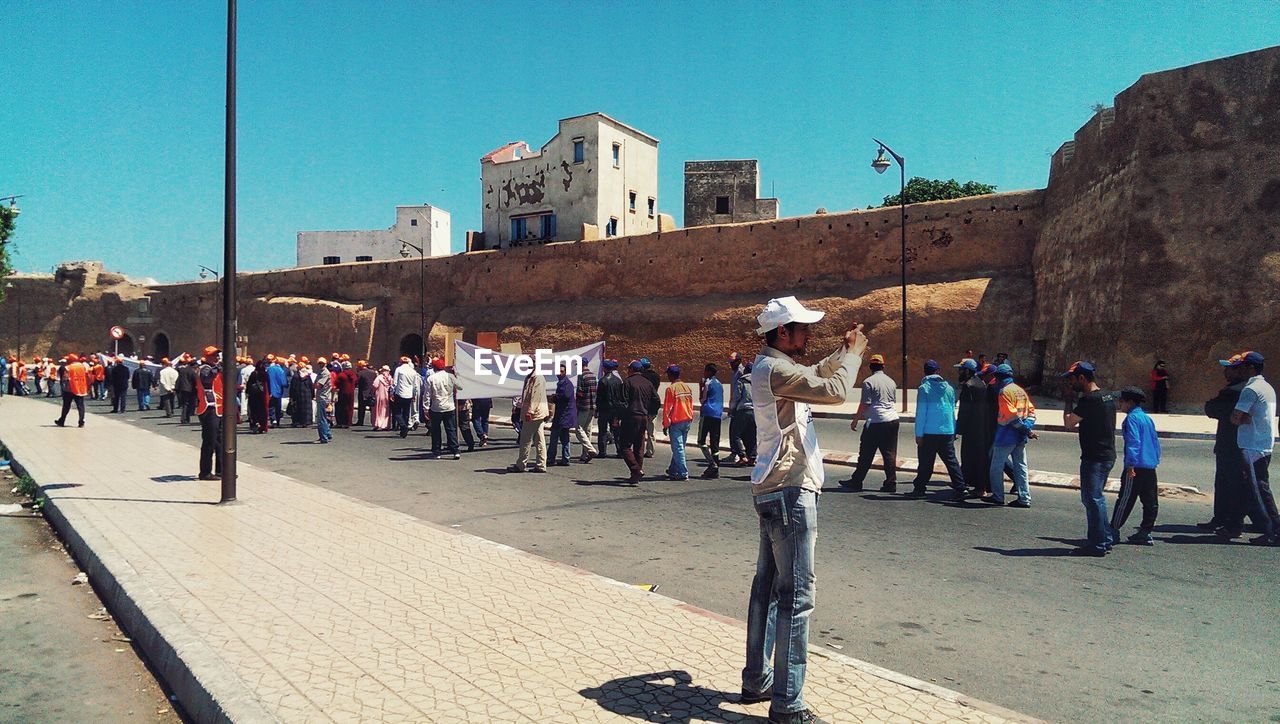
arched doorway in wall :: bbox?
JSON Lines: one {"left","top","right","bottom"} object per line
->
{"left": 114, "top": 333, "right": 136, "bottom": 357}
{"left": 399, "top": 333, "right": 424, "bottom": 360}
{"left": 152, "top": 332, "right": 171, "bottom": 360}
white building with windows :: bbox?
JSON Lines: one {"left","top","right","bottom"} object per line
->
{"left": 476, "top": 113, "right": 659, "bottom": 250}
{"left": 296, "top": 204, "right": 451, "bottom": 267}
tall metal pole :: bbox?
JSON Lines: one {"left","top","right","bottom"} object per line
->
{"left": 419, "top": 245, "right": 425, "bottom": 361}
{"left": 899, "top": 159, "right": 907, "bottom": 413}
{"left": 220, "top": 0, "right": 237, "bottom": 504}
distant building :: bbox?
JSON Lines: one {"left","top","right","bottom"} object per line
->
{"left": 296, "top": 205, "right": 451, "bottom": 267}
{"left": 475, "top": 113, "right": 660, "bottom": 250}
{"left": 683, "top": 160, "right": 779, "bottom": 228}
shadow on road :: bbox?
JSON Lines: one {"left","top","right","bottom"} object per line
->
{"left": 150, "top": 475, "right": 196, "bottom": 483}
{"left": 974, "top": 545, "right": 1073, "bottom": 557}
{"left": 579, "top": 669, "right": 762, "bottom": 723}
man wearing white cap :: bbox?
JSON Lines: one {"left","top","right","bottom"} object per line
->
{"left": 741, "top": 296, "right": 867, "bottom": 724}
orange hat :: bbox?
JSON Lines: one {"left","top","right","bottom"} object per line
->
{"left": 202, "top": 345, "right": 220, "bottom": 357}
{"left": 160, "top": 357, "right": 170, "bottom": 365}
{"left": 399, "top": 356, "right": 411, "bottom": 364}
{"left": 431, "top": 358, "right": 447, "bottom": 370}
{"left": 868, "top": 354, "right": 885, "bottom": 364}
{"left": 67, "top": 353, "right": 79, "bottom": 362}
{"left": 266, "top": 353, "right": 276, "bottom": 362}
{"left": 317, "top": 356, "right": 327, "bottom": 364}
{"left": 340, "top": 353, "right": 350, "bottom": 361}
{"left": 357, "top": 360, "right": 368, "bottom": 368}
{"left": 300, "top": 355, "right": 309, "bottom": 363}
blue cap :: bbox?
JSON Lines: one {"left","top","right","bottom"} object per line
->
{"left": 953, "top": 358, "right": 977, "bottom": 371}
{"left": 1220, "top": 350, "right": 1264, "bottom": 367}
{"left": 993, "top": 363, "right": 1015, "bottom": 377}
{"left": 1059, "top": 360, "right": 1096, "bottom": 378}
{"left": 640, "top": 357, "right": 652, "bottom": 368}
{"left": 666, "top": 364, "right": 681, "bottom": 375}
{"left": 628, "top": 360, "right": 644, "bottom": 371}
{"left": 924, "top": 359, "right": 940, "bottom": 374}
{"left": 602, "top": 359, "right": 618, "bottom": 370}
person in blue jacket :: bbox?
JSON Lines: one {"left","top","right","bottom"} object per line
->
{"left": 698, "top": 363, "right": 725, "bottom": 479}
{"left": 267, "top": 357, "right": 288, "bottom": 426}
{"left": 1111, "top": 386, "right": 1162, "bottom": 545}
{"left": 912, "top": 359, "right": 967, "bottom": 500}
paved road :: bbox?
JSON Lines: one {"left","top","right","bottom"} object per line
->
{"left": 33, "top": 396, "right": 1278, "bottom": 722}
{"left": 0, "top": 483, "right": 183, "bottom": 723}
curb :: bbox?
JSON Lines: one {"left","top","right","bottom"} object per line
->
{"left": 5, "top": 453, "right": 277, "bottom": 724}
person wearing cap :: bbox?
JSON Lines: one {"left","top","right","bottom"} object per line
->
{"left": 727, "top": 352, "right": 746, "bottom": 462}
{"left": 1111, "top": 387, "right": 1161, "bottom": 545}
{"left": 841, "top": 353, "right": 900, "bottom": 492}
{"left": 245, "top": 357, "right": 272, "bottom": 433}
{"left": 985, "top": 362, "right": 1036, "bottom": 508}
{"left": 131, "top": 358, "right": 156, "bottom": 411}
{"left": 729, "top": 360, "right": 757, "bottom": 467}
{"left": 573, "top": 357, "right": 599, "bottom": 463}
{"left": 661, "top": 364, "right": 695, "bottom": 480}
{"left": 954, "top": 358, "right": 991, "bottom": 497}
{"left": 1062, "top": 360, "right": 1116, "bottom": 555}
{"left": 639, "top": 358, "right": 661, "bottom": 458}
{"left": 595, "top": 359, "right": 625, "bottom": 458}
{"left": 355, "top": 360, "right": 376, "bottom": 427}
{"left": 391, "top": 356, "right": 421, "bottom": 438}
{"left": 1203, "top": 357, "right": 1249, "bottom": 534}
{"left": 509, "top": 367, "right": 550, "bottom": 473}
{"left": 268, "top": 356, "right": 288, "bottom": 426}
{"left": 911, "top": 360, "right": 967, "bottom": 499}
{"left": 698, "top": 363, "right": 726, "bottom": 479}
{"left": 195, "top": 346, "right": 225, "bottom": 479}
{"left": 0, "top": 353, "right": 7, "bottom": 398}
{"left": 177, "top": 356, "right": 198, "bottom": 423}
{"left": 426, "top": 357, "right": 462, "bottom": 459}
{"left": 742, "top": 296, "right": 866, "bottom": 724}
{"left": 372, "top": 364, "right": 393, "bottom": 430}
{"left": 1225, "top": 351, "right": 1279, "bottom": 545}
{"left": 157, "top": 357, "right": 179, "bottom": 417}
{"left": 547, "top": 363, "right": 579, "bottom": 467}
{"left": 313, "top": 357, "right": 335, "bottom": 443}
{"left": 617, "top": 359, "right": 660, "bottom": 483}
{"left": 54, "top": 353, "right": 90, "bottom": 428}
{"left": 108, "top": 356, "right": 131, "bottom": 413}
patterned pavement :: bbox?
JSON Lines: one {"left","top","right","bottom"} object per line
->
{"left": 0, "top": 396, "right": 1032, "bottom": 723}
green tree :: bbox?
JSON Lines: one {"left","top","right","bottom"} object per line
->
{"left": 880, "top": 177, "right": 997, "bottom": 207}
{"left": 0, "top": 204, "right": 15, "bottom": 302}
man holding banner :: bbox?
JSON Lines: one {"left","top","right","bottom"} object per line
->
{"left": 509, "top": 369, "right": 549, "bottom": 473}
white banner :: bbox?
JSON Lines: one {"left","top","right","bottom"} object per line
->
{"left": 452, "top": 341, "right": 604, "bottom": 400}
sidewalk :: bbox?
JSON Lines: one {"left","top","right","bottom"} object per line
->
{"left": 0, "top": 396, "right": 1032, "bottom": 723}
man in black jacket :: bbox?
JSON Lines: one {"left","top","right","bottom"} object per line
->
{"left": 1205, "top": 361, "right": 1249, "bottom": 535}
{"left": 356, "top": 360, "right": 377, "bottom": 427}
{"left": 131, "top": 361, "right": 156, "bottom": 411}
{"left": 109, "top": 358, "right": 132, "bottom": 413}
{"left": 621, "top": 360, "right": 660, "bottom": 484}
{"left": 596, "top": 359, "right": 625, "bottom": 457}
{"left": 177, "top": 358, "right": 199, "bottom": 423}
{"left": 639, "top": 358, "right": 662, "bottom": 458}
{"left": 954, "top": 358, "right": 990, "bottom": 497}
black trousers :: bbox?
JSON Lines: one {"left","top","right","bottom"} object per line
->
{"left": 699, "top": 416, "right": 722, "bottom": 468}
{"left": 57, "top": 393, "right": 86, "bottom": 426}
{"left": 111, "top": 387, "right": 128, "bottom": 413}
{"left": 596, "top": 411, "right": 616, "bottom": 457}
{"left": 198, "top": 409, "right": 222, "bottom": 477}
{"left": 357, "top": 396, "right": 373, "bottom": 426}
{"left": 1238, "top": 451, "right": 1278, "bottom": 536}
{"left": 959, "top": 431, "right": 990, "bottom": 494}
{"left": 1212, "top": 448, "right": 1241, "bottom": 525}
{"left": 178, "top": 391, "right": 195, "bottom": 423}
{"left": 847, "top": 420, "right": 900, "bottom": 487}
{"left": 913, "top": 434, "right": 965, "bottom": 490}
{"left": 429, "top": 409, "right": 459, "bottom": 455}
{"left": 159, "top": 392, "right": 175, "bottom": 416}
{"left": 1152, "top": 384, "right": 1169, "bottom": 414}
{"left": 620, "top": 414, "right": 649, "bottom": 475}
{"left": 393, "top": 397, "right": 413, "bottom": 437}
{"left": 1111, "top": 467, "right": 1159, "bottom": 533}
{"left": 729, "top": 407, "right": 758, "bottom": 460}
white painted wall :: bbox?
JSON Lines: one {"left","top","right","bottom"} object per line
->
{"left": 296, "top": 205, "right": 451, "bottom": 267}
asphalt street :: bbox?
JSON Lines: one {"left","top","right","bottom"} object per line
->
{"left": 26, "top": 395, "right": 1278, "bottom": 723}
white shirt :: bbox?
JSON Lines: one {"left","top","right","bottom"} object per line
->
{"left": 158, "top": 366, "right": 179, "bottom": 394}
{"left": 861, "top": 370, "right": 900, "bottom": 424}
{"left": 426, "top": 369, "right": 460, "bottom": 413}
{"left": 392, "top": 363, "right": 420, "bottom": 399}
{"left": 1235, "top": 375, "right": 1277, "bottom": 453}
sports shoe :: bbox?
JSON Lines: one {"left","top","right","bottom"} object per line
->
{"left": 738, "top": 689, "right": 770, "bottom": 705}
{"left": 1214, "top": 526, "right": 1243, "bottom": 540}
{"left": 1008, "top": 499, "right": 1030, "bottom": 508}
{"left": 53, "top": 419, "right": 65, "bottom": 427}
{"left": 701, "top": 467, "right": 720, "bottom": 479}
{"left": 1248, "top": 534, "right": 1277, "bottom": 546}
{"left": 840, "top": 479, "right": 863, "bottom": 491}
{"left": 1127, "top": 532, "right": 1154, "bottom": 546}
{"left": 768, "top": 708, "right": 829, "bottom": 724}
{"left": 879, "top": 483, "right": 897, "bottom": 493}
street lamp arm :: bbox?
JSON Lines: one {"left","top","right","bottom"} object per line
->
{"left": 872, "top": 139, "right": 904, "bottom": 167}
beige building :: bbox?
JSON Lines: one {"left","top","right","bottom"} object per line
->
{"left": 476, "top": 113, "right": 659, "bottom": 249}
{"left": 296, "top": 204, "right": 451, "bottom": 267}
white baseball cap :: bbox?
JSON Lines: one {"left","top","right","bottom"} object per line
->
{"left": 756, "top": 296, "right": 826, "bottom": 336}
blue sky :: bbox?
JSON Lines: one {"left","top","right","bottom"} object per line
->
{"left": 3, "top": 2, "right": 1278, "bottom": 282}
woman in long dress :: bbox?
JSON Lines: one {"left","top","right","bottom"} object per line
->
{"left": 372, "top": 365, "right": 392, "bottom": 430}
{"left": 246, "top": 358, "right": 271, "bottom": 433}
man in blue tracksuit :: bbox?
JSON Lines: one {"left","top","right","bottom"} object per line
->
{"left": 911, "top": 359, "right": 966, "bottom": 500}
{"left": 1111, "top": 386, "right": 1162, "bottom": 545}
{"left": 699, "top": 363, "right": 725, "bottom": 479}
{"left": 267, "top": 357, "right": 288, "bottom": 427}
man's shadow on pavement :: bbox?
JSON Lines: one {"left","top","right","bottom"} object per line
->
{"left": 975, "top": 537, "right": 1085, "bottom": 557}
{"left": 580, "top": 669, "right": 765, "bottom": 723}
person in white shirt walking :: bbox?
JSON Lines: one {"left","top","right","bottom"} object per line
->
{"left": 426, "top": 358, "right": 462, "bottom": 459}
{"left": 841, "top": 354, "right": 900, "bottom": 492}
{"left": 157, "top": 357, "right": 180, "bottom": 417}
{"left": 391, "top": 356, "right": 421, "bottom": 439}
{"left": 1224, "top": 351, "right": 1280, "bottom": 545}
{"left": 509, "top": 369, "right": 549, "bottom": 473}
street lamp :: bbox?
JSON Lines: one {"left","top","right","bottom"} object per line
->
{"left": 220, "top": 0, "right": 238, "bottom": 504}
{"left": 4, "top": 281, "right": 18, "bottom": 359}
{"left": 872, "top": 139, "right": 908, "bottom": 412}
{"left": 198, "top": 265, "right": 221, "bottom": 337}
{"left": 399, "top": 238, "right": 427, "bottom": 361}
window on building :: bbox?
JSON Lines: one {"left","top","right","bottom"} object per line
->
{"left": 715, "top": 196, "right": 731, "bottom": 214}
{"left": 606, "top": 217, "right": 618, "bottom": 237}
{"left": 355, "top": 255, "right": 373, "bottom": 262}
{"left": 410, "top": 218, "right": 418, "bottom": 226}
{"left": 540, "top": 214, "right": 557, "bottom": 239}
{"left": 323, "top": 256, "right": 341, "bottom": 265}
{"left": 612, "top": 143, "right": 621, "bottom": 167}
{"left": 573, "top": 138, "right": 585, "bottom": 164}
{"left": 136, "top": 298, "right": 150, "bottom": 315}
{"left": 629, "top": 191, "right": 637, "bottom": 213}
{"left": 648, "top": 197, "right": 656, "bottom": 218}
{"left": 511, "top": 217, "right": 528, "bottom": 241}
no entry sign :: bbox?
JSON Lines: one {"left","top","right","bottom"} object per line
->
{"left": 109, "top": 325, "right": 125, "bottom": 340}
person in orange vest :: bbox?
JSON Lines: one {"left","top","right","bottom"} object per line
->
{"left": 90, "top": 357, "right": 107, "bottom": 399}
{"left": 195, "top": 346, "right": 225, "bottom": 480}
{"left": 15, "top": 357, "right": 28, "bottom": 396}
{"left": 54, "top": 354, "right": 91, "bottom": 428}
{"left": 43, "top": 358, "right": 58, "bottom": 397}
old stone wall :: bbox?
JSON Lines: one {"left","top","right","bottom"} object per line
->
{"left": 684, "top": 160, "right": 780, "bottom": 227}
{"left": 1036, "top": 45, "right": 1280, "bottom": 405}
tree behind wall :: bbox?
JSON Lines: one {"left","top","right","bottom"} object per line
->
{"left": 880, "top": 177, "right": 997, "bottom": 207}
{"left": 0, "top": 205, "right": 15, "bottom": 302}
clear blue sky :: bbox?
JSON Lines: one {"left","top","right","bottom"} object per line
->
{"left": 3, "top": 2, "right": 1278, "bottom": 282}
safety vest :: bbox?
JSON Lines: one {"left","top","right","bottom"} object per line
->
{"left": 65, "top": 364, "right": 89, "bottom": 396}
{"left": 196, "top": 370, "right": 224, "bottom": 416}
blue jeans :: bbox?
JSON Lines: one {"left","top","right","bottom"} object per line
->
{"left": 666, "top": 420, "right": 691, "bottom": 478}
{"left": 137, "top": 390, "right": 151, "bottom": 410}
{"left": 1080, "top": 459, "right": 1116, "bottom": 551}
{"left": 743, "top": 487, "right": 817, "bottom": 714}
{"left": 316, "top": 402, "right": 332, "bottom": 442}
{"left": 989, "top": 437, "right": 1029, "bottom": 503}
{"left": 548, "top": 424, "right": 571, "bottom": 464}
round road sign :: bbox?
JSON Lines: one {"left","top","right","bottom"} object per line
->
{"left": 109, "top": 325, "right": 125, "bottom": 340}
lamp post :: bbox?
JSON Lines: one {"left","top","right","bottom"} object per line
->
{"left": 872, "top": 139, "right": 908, "bottom": 413}
{"left": 220, "top": 0, "right": 238, "bottom": 504}
{"left": 4, "top": 281, "right": 18, "bottom": 359}
{"left": 399, "top": 239, "right": 426, "bottom": 360}
{"left": 198, "top": 265, "right": 221, "bottom": 339}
